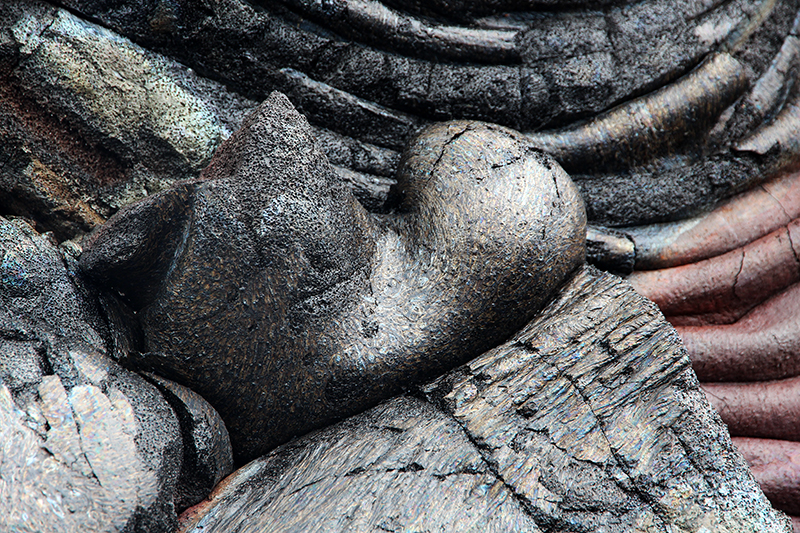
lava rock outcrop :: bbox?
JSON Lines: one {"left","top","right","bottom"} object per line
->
{"left": 80, "top": 92, "right": 586, "bottom": 462}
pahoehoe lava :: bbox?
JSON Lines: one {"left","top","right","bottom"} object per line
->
{"left": 80, "top": 92, "right": 587, "bottom": 463}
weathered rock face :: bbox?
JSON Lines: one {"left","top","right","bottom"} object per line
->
{"left": 180, "top": 395, "right": 546, "bottom": 533}
{"left": 80, "top": 92, "right": 587, "bottom": 463}
{"left": 178, "top": 266, "right": 791, "bottom": 533}
{"left": 45, "top": 0, "right": 800, "bottom": 225}
{"left": 734, "top": 437, "right": 800, "bottom": 518}
{"left": 2, "top": 0, "right": 798, "bottom": 527}
{"left": 0, "top": 1, "right": 258, "bottom": 241}
{"left": 3, "top": 0, "right": 798, "bottom": 238}
{"left": 0, "top": 216, "right": 233, "bottom": 532}
{"left": 144, "top": 373, "right": 234, "bottom": 512}
{"left": 624, "top": 166, "right": 800, "bottom": 522}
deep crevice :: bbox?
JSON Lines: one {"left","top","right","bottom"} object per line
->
{"left": 785, "top": 225, "right": 800, "bottom": 274}
{"left": 731, "top": 249, "right": 746, "bottom": 302}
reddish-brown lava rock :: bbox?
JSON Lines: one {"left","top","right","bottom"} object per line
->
{"left": 733, "top": 437, "right": 800, "bottom": 517}
{"left": 627, "top": 164, "right": 800, "bottom": 527}
{"left": 703, "top": 376, "right": 800, "bottom": 442}
{"left": 676, "top": 282, "right": 800, "bottom": 382}
{"left": 628, "top": 219, "right": 800, "bottom": 327}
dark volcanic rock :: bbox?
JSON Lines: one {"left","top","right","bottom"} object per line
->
{"left": 0, "top": 215, "right": 233, "bottom": 532}
{"left": 58, "top": 0, "right": 785, "bottom": 133}
{"left": 179, "top": 395, "right": 544, "bottom": 533}
{"left": 2, "top": 0, "right": 797, "bottom": 526}
{"left": 177, "top": 266, "right": 791, "bottom": 533}
{"left": 80, "top": 92, "right": 587, "bottom": 463}
{"left": 0, "top": 0, "right": 399, "bottom": 240}
{"left": 49, "top": 0, "right": 800, "bottom": 226}
{"left": 0, "top": 1, "right": 392, "bottom": 238}
{"left": 145, "top": 373, "right": 234, "bottom": 511}
{"left": 2, "top": 0, "right": 798, "bottom": 237}
{"left": 0, "top": 1, "right": 256, "bottom": 240}
{"left": 0, "top": 216, "right": 180, "bottom": 531}
{"left": 423, "top": 265, "right": 783, "bottom": 531}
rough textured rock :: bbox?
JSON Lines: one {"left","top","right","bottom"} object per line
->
{"left": 59, "top": 0, "right": 790, "bottom": 134}
{"left": 0, "top": 215, "right": 233, "bottom": 532}
{"left": 179, "top": 395, "right": 544, "bottom": 533}
{"left": 53, "top": 0, "right": 800, "bottom": 225}
{"left": 0, "top": 216, "right": 181, "bottom": 531}
{"left": 424, "top": 264, "right": 789, "bottom": 531}
{"left": 1, "top": 0, "right": 798, "bottom": 527}
{"left": 734, "top": 437, "right": 800, "bottom": 516}
{"left": 2, "top": 0, "right": 798, "bottom": 235}
{"left": 80, "top": 92, "right": 586, "bottom": 464}
{"left": 144, "top": 373, "right": 234, "bottom": 512}
{"left": 624, "top": 164, "right": 800, "bottom": 523}
{"left": 0, "top": 1, "right": 257, "bottom": 240}
{"left": 0, "top": 380, "right": 168, "bottom": 533}
{"left": 0, "top": 0, "right": 396, "bottom": 240}
{"left": 178, "top": 266, "right": 791, "bottom": 533}
{"left": 625, "top": 168, "right": 800, "bottom": 270}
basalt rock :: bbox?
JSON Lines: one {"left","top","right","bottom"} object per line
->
{"left": 145, "top": 373, "right": 234, "bottom": 512}
{"left": 624, "top": 163, "right": 800, "bottom": 523}
{"left": 734, "top": 437, "right": 800, "bottom": 517}
{"left": 0, "top": 1, "right": 397, "bottom": 241}
{"left": 179, "top": 395, "right": 544, "bottom": 533}
{"left": 49, "top": 0, "right": 800, "bottom": 226}
{"left": 2, "top": 0, "right": 799, "bottom": 526}
{"left": 624, "top": 168, "right": 800, "bottom": 270}
{"left": 80, "top": 92, "right": 587, "bottom": 463}
{"left": 0, "top": 216, "right": 233, "bottom": 532}
{"left": 177, "top": 266, "right": 791, "bottom": 533}
{"left": 0, "top": 1, "right": 257, "bottom": 241}
{"left": 3, "top": 1, "right": 799, "bottom": 238}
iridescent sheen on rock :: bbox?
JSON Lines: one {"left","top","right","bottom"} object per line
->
{"left": 80, "top": 92, "right": 586, "bottom": 463}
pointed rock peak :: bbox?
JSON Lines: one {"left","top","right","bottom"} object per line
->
{"left": 199, "top": 92, "right": 326, "bottom": 188}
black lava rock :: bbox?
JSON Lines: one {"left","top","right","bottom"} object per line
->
{"left": 80, "top": 92, "right": 586, "bottom": 463}
{"left": 177, "top": 266, "right": 791, "bottom": 533}
{"left": 0, "top": 215, "right": 234, "bottom": 532}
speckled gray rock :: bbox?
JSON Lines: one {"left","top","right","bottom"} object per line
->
{"left": 0, "top": 216, "right": 232, "bottom": 532}
{"left": 0, "top": 216, "right": 180, "bottom": 531}
{"left": 52, "top": 0, "right": 800, "bottom": 226}
{"left": 0, "top": 0, "right": 397, "bottom": 240}
{"left": 178, "top": 266, "right": 791, "bottom": 533}
{"left": 80, "top": 91, "right": 587, "bottom": 463}
{"left": 3, "top": 1, "right": 798, "bottom": 239}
